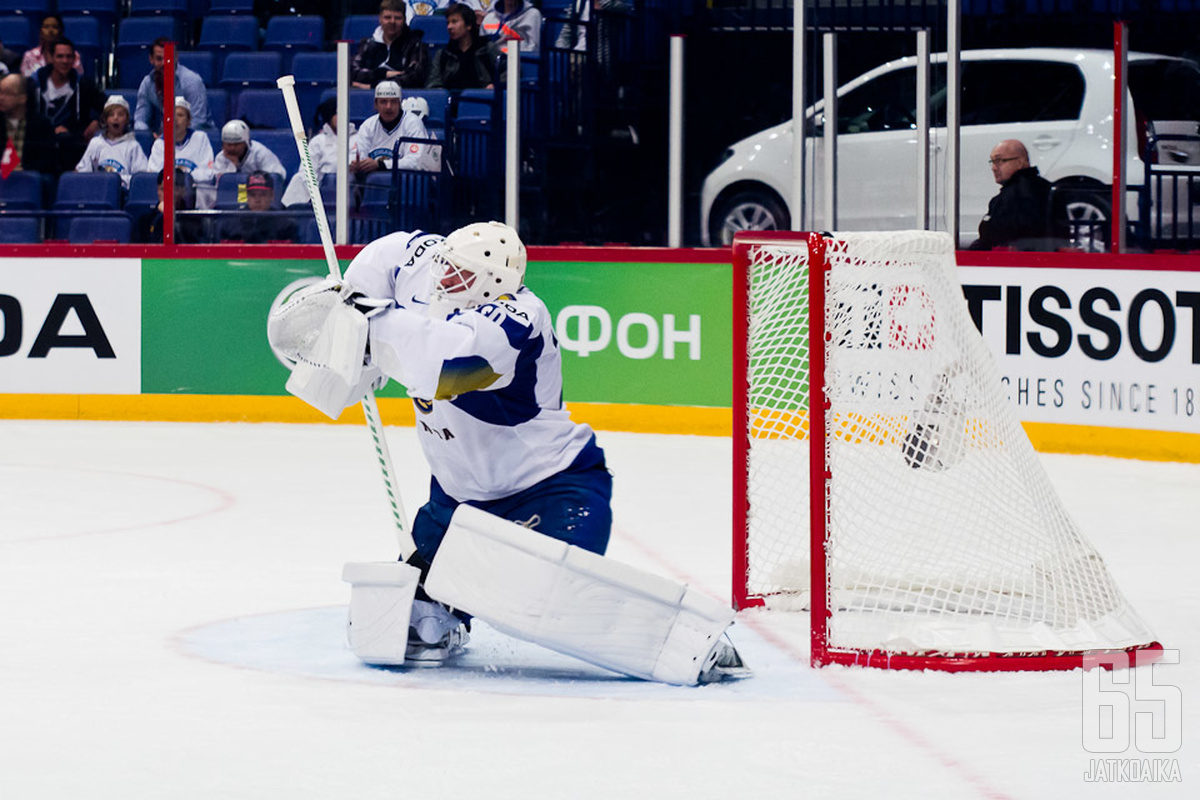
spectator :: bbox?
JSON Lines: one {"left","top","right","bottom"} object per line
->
{"left": 20, "top": 15, "right": 83, "bottom": 78}
{"left": 75, "top": 96, "right": 148, "bottom": 189}
{"left": 197, "top": 119, "right": 286, "bottom": 209}
{"left": 555, "top": 0, "right": 629, "bottom": 59}
{"left": 969, "top": 139, "right": 1055, "bottom": 251}
{"left": 426, "top": 3, "right": 499, "bottom": 90}
{"left": 0, "top": 38, "right": 20, "bottom": 75}
{"left": 219, "top": 170, "right": 298, "bottom": 243}
{"left": 350, "top": 0, "right": 431, "bottom": 89}
{"left": 0, "top": 73, "right": 58, "bottom": 178}
{"left": 352, "top": 80, "right": 439, "bottom": 174}
{"left": 481, "top": 0, "right": 541, "bottom": 53}
{"left": 31, "top": 37, "right": 105, "bottom": 174}
{"left": 282, "top": 97, "right": 360, "bottom": 207}
{"left": 147, "top": 97, "right": 216, "bottom": 183}
{"left": 134, "top": 38, "right": 213, "bottom": 135}
{"left": 139, "top": 168, "right": 201, "bottom": 244}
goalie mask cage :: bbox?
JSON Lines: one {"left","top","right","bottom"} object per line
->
{"left": 732, "top": 230, "right": 1162, "bottom": 671}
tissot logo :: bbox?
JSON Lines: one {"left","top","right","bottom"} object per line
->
{"left": 963, "top": 282, "right": 1200, "bottom": 364}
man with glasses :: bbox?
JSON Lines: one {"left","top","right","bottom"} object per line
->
{"left": 969, "top": 139, "right": 1054, "bottom": 251}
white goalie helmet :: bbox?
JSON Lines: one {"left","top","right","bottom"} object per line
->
{"left": 428, "top": 221, "right": 527, "bottom": 315}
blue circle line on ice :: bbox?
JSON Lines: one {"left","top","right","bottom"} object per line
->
{"left": 176, "top": 605, "right": 840, "bottom": 701}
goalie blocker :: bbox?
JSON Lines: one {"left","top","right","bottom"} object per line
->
{"left": 344, "top": 505, "right": 744, "bottom": 685}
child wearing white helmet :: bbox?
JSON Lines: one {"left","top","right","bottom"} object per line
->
{"left": 196, "top": 119, "right": 287, "bottom": 209}
{"left": 75, "top": 95, "right": 148, "bottom": 189}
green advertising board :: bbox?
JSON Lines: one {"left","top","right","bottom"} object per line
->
{"left": 141, "top": 257, "right": 733, "bottom": 408}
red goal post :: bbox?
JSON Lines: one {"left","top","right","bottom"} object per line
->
{"left": 732, "top": 230, "right": 1163, "bottom": 671}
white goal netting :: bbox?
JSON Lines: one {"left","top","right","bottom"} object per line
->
{"left": 736, "top": 231, "right": 1157, "bottom": 662}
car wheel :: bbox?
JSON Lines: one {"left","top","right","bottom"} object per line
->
{"left": 1058, "top": 191, "right": 1110, "bottom": 253}
{"left": 710, "top": 190, "right": 790, "bottom": 246}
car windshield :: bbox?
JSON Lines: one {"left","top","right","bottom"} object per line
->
{"left": 1128, "top": 59, "right": 1200, "bottom": 121}
{"left": 830, "top": 59, "right": 1087, "bottom": 134}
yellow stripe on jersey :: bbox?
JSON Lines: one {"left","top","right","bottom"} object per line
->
{"left": 434, "top": 355, "right": 502, "bottom": 400}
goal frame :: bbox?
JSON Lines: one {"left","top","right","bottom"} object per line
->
{"left": 732, "top": 230, "right": 1163, "bottom": 672}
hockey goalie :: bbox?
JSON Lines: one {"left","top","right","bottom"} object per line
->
{"left": 268, "top": 221, "right": 746, "bottom": 685}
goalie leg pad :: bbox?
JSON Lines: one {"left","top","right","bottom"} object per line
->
{"left": 424, "top": 505, "right": 735, "bottom": 686}
{"left": 341, "top": 561, "right": 422, "bottom": 666}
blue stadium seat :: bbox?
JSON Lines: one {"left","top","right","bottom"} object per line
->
{"left": 58, "top": 0, "right": 120, "bottom": 24}
{"left": 135, "top": 130, "right": 154, "bottom": 156}
{"left": 207, "top": 0, "right": 255, "bottom": 14}
{"left": 69, "top": 214, "right": 133, "bottom": 243}
{"left": 0, "top": 171, "right": 45, "bottom": 210}
{"left": 252, "top": 129, "right": 300, "bottom": 179}
{"left": 342, "top": 15, "right": 378, "bottom": 43}
{"left": 115, "top": 17, "right": 181, "bottom": 88}
{"left": 291, "top": 52, "right": 337, "bottom": 127}
{"left": 196, "top": 16, "right": 259, "bottom": 77}
{"left": 320, "top": 88, "right": 376, "bottom": 125}
{"left": 262, "top": 15, "right": 324, "bottom": 72}
{"left": 58, "top": 0, "right": 119, "bottom": 51}
{"left": 206, "top": 88, "right": 230, "bottom": 128}
{"left": 126, "top": 171, "right": 160, "bottom": 211}
{"left": 61, "top": 16, "right": 103, "bottom": 81}
{"left": 128, "top": 0, "right": 189, "bottom": 22}
{"left": 178, "top": 50, "right": 215, "bottom": 85}
{"left": 291, "top": 51, "right": 337, "bottom": 85}
{"left": 454, "top": 88, "right": 497, "bottom": 123}
{"left": 0, "top": 0, "right": 50, "bottom": 21}
{"left": 232, "top": 88, "right": 290, "bottom": 129}
{"left": 0, "top": 217, "right": 41, "bottom": 244}
{"left": 410, "top": 15, "right": 449, "bottom": 47}
{"left": 197, "top": 16, "right": 259, "bottom": 53}
{"left": 0, "top": 16, "right": 34, "bottom": 52}
{"left": 54, "top": 173, "right": 122, "bottom": 211}
{"left": 219, "top": 51, "right": 282, "bottom": 88}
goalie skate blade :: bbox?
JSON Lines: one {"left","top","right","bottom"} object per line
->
{"left": 697, "top": 641, "right": 752, "bottom": 684}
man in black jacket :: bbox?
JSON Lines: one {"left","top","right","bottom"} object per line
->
{"left": 970, "top": 139, "right": 1055, "bottom": 251}
{"left": 0, "top": 73, "right": 58, "bottom": 179}
{"left": 350, "top": 0, "right": 430, "bottom": 89}
{"left": 30, "top": 37, "right": 104, "bottom": 174}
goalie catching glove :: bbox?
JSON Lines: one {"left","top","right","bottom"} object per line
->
{"left": 266, "top": 277, "right": 393, "bottom": 419}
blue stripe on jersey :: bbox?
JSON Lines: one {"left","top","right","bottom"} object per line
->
{"left": 449, "top": 329, "right": 544, "bottom": 426}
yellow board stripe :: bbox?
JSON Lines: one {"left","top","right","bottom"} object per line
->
{"left": 1, "top": 394, "right": 1197, "bottom": 462}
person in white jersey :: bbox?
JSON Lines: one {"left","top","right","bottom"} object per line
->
{"left": 75, "top": 95, "right": 147, "bottom": 189}
{"left": 146, "top": 96, "right": 214, "bottom": 182}
{"left": 266, "top": 222, "right": 745, "bottom": 683}
{"left": 351, "top": 80, "right": 439, "bottom": 174}
{"left": 196, "top": 119, "right": 286, "bottom": 210}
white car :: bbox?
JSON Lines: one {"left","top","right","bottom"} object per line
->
{"left": 700, "top": 48, "right": 1200, "bottom": 248}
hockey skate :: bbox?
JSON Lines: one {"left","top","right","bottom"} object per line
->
{"left": 697, "top": 635, "right": 750, "bottom": 684}
{"left": 405, "top": 625, "right": 469, "bottom": 667}
{"left": 405, "top": 598, "right": 469, "bottom": 667}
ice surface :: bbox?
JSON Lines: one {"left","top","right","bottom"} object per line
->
{"left": 0, "top": 420, "right": 1195, "bottom": 798}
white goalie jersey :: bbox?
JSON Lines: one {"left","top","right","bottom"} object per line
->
{"left": 343, "top": 230, "right": 595, "bottom": 502}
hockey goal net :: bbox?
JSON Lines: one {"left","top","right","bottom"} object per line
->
{"left": 732, "top": 230, "right": 1161, "bottom": 670}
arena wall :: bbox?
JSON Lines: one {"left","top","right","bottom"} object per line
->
{"left": 1, "top": 243, "right": 1197, "bottom": 462}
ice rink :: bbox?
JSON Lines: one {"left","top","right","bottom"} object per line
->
{"left": 1, "top": 418, "right": 1195, "bottom": 798}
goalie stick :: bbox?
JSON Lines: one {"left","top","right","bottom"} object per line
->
{"left": 277, "top": 75, "right": 417, "bottom": 559}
